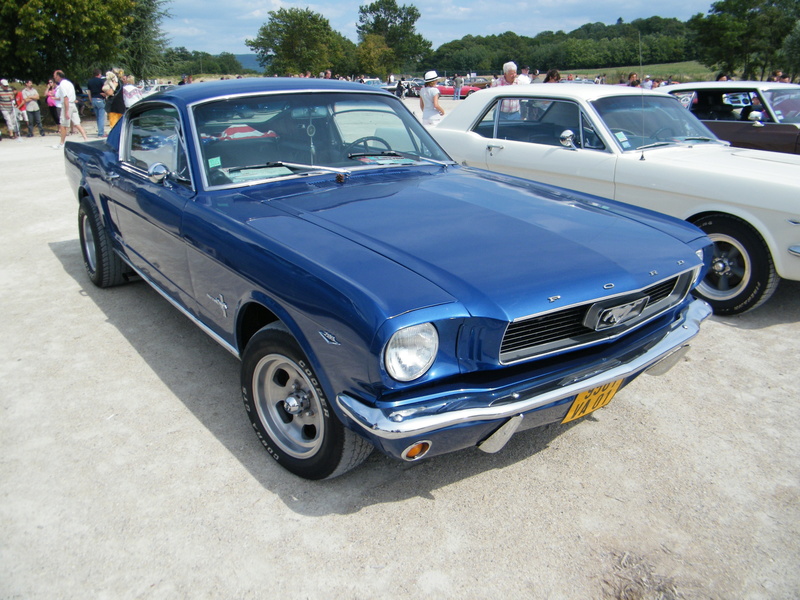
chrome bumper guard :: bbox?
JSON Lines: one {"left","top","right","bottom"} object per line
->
{"left": 337, "top": 298, "right": 712, "bottom": 441}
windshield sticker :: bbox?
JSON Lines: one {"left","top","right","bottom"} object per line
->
{"left": 615, "top": 131, "right": 632, "bottom": 148}
{"left": 354, "top": 157, "right": 416, "bottom": 165}
{"left": 208, "top": 156, "right": 221, "bottom": 168}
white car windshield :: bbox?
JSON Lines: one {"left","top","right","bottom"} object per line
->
{"left": 765, "top": 89, "right": 800, "bottom": 123}
{"left": 192, "top": 92, "right": 451, "bottom": 188}
{"left": 591, "top": 95, "right": 720, "bottom": 151}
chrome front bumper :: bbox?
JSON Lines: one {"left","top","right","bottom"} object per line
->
{"left": 337, "top": 298, "right": 712, "bottom": 441}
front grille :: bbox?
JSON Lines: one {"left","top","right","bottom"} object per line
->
{"left": 499, "top": 272, "right": 690, "bottom": 364}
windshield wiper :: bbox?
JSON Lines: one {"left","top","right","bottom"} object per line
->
{"left": 635, "top": 141, "right": 674, "bottom": 151}
{"left": 347, "top": 150, "right": 404, "bottom": 159}
{"left": 680, "top": 136, "right": 725, "bottom": 144}
{"left": 228, "top": 161, "right": 350, "bottom": 176}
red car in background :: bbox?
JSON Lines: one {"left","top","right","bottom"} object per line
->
{"left": 436, "top": 81, "right": 482, "bottom": 98}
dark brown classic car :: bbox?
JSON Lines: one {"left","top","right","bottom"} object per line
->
{"left": 668, "top": 81, "right": 800, "bottom": 155}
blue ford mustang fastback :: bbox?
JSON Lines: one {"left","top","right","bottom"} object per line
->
{"left": 65, "top": 78, "right": 713, "bottom": 479}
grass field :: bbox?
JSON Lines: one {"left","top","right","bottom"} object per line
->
{"left": 565, "top": 61, "right": 716, "bottom": 84}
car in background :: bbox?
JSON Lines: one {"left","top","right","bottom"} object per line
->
{"left": 666, "top": 81, "right": 800, "bottom": 154}
{"left": 64, "top": 78, "right": 712, "bottom": 479}
{"left": 437, "top": 80, "right": 482, "bottom": 98}
{"left": 432, "top": 84, "right": 800, "bottom": 314}
{"left": 142, "top": 83, "right": 177, "bottom": 98}
{"left": 404, "top": 78, "right": 425, "bottom": 97}
{"left": 464, "top": 76, "right": 491, "bottom": 89}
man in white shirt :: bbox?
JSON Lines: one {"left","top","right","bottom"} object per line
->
{"left": 53, "top": 69, "right": 87, "bottom": 148}
{"left": 517, "top": 66, "right": 532, "bottom": 85}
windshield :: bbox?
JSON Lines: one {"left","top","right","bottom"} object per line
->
{"left": 591, "top": 95, "right": 720, "bottom": 151}
{"left": 764, "top": 89, "right": 800, "bottom": 123}
{"left": 192, "top": 92, "right": 450, "bottom": 188}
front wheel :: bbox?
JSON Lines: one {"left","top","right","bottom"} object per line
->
{"left": 691, "top": 214, "right": 778, "bottom": 315}
{"left": 241, "top": 325, "right": 372, "bottom": 479}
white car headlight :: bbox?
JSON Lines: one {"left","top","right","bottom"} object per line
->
{"left": 384, "top": 323, "right": 438, "bottom": 382}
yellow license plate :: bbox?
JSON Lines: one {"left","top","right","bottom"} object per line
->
{"left": 562, "top": 379, "right": 624, "bottom": 423}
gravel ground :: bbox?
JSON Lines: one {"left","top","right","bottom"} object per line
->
{"left": 1, "top": 102, "right": 799, "bottom": 599}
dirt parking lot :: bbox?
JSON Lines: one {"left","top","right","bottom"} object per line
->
{"left": 1, "top": 101, "right": 799, "bottom": 599}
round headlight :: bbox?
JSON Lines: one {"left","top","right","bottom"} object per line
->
{"left": 384, "top": 323, "right": 438, "bottom": 382}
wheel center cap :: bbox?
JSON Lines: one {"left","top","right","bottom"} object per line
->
{"left": 283, "top": 391, "right": 309, "bottom": 415}
{"left": 712, "top": 259, "right": 729, "bottom": 275}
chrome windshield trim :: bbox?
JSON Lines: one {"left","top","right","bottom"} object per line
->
{"left": 337, "top": 299, "right": 711, "bottom": 440}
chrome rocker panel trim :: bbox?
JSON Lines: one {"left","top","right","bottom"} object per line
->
{"left": 337, "top": 298, "right": 712, "bottom": 441}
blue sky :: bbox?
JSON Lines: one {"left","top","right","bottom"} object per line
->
{"left": 163, "top": 0, "right": 714, "bottom": 56}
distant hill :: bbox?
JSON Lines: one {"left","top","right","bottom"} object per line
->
{"left": 235, "top": 54, "right": 262, "bottom": 72}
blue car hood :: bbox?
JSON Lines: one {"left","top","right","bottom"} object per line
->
{"left": 246, "top": 169, "right": 700, "bottom": 320}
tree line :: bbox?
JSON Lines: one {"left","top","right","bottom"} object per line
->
{"left": 1, "top": 0, "right": 798, "bottom": 84}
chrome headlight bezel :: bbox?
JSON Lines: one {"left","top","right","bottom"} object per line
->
{"left": 384, "top": 323, "right": 439, "bottom": 382}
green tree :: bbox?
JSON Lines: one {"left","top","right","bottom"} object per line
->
{"left": 356, "top": 34, "right": 394, "bottom": 78}
{"left": 328, "top": 32, "right": 359, "bottom": 77}
{"left": 688, "top": 0, "right": 800, "bottom": 78}
{"left": 783, "top": 21, "right": 800, "bottom": 80}
{"left": 0, "top": 0, "right": 134, "bottom": 81}
{"left": 357, "top": 0, "right": 431, "bottom": 70}
{"left": 119, "top": 0, "right": 170, "bottom": 81}
{"left": 246, "top": 7, "right": 337, "bottom": 75}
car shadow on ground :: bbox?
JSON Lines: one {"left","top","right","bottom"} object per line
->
{"left": 709, "top": 279, "right": 800, "bottom": 330}
{"left": 53, "top": 238, "right": 771, "bottom": 515}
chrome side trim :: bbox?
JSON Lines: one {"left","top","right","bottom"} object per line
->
{"left": 789, "top": 245, "right": 800, "bottom": 257}
{"left": 337, "top": 299, "right": 711, "bottom": 440}
{"left": 116, "top": 253, "right": 241, "bottom": 359}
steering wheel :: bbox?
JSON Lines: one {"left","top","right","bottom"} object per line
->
{"left": 345, "top": 136, "right": 391, "bottom": 155}
{"left": 651, "top": 126, "right": 676, "bottom": 140}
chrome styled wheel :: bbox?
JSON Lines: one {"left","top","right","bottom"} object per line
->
{"left": 691, "top": 213, "right": 778, "bottom": 314}
{"left": 241, "top": 326, "right": 372, "bottom": 479}
{"left": 80, "top": 210, "right": 97, "bottom": 274}
{"left": 697, "top": 232, "right": 751, "bottom": 303}
{"left": 251, "top": 353, "right": 325, "bottom": 460}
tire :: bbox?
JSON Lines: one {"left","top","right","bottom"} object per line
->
{"left": 691, "top": 213, "right": 778, "bottom": 315}
{"left": 78, "top": 198, "right": 128, "bottom": 288}
{"left": 241, "top": 325, "right": 372, "bottom": 480}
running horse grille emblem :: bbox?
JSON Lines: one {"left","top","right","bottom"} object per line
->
{"left": 593, "top": 297, "right": 649, "bottom": 331}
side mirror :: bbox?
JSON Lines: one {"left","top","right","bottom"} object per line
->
{"left": 747, "top": 110, "right": 764, "bottom": 122}
{"left": 148, "top": 162, "right": 170, "bottom": 184}
{"left": 559, "top": 129, "right": 577, "bottom": 149}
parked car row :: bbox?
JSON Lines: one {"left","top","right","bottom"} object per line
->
{"left": 65, "top": 78, "right": 715, "bottom": 479}
{"left": 63, "top": 77, "right": 799, "bottom": 481}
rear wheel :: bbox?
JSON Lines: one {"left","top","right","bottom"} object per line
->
{"left": 241, "top": 325, "right": 372, "bottom": 479}
{"left": 691, "top": 214, "right": 778, "bottom": 315}
{"left": 78, "top": 198, "right": 128, "bottom": 288}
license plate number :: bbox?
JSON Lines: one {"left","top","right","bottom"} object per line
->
{"left": 562, "top": 379, "right": 623, "bottom": 423}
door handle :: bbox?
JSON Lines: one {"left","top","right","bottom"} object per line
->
{"left": 487, "top": 144, "right": 504, "bottom": 156}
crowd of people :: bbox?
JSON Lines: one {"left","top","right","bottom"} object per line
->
{"left": 2, "top": 63, "right": 795, "bottom": 141}
{"left": 0, "top": 67, "right": 144, "bottom": 146}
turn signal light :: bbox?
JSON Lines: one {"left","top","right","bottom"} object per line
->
{"left": 401, "top": 441, "right": 431, "bottom": 461}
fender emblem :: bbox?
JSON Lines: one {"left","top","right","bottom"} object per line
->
{"left": 206, "top": 293, "right": 228, "bottom": 318}
{"left": 319, "top": 331, "right": 341, "bottom": 346}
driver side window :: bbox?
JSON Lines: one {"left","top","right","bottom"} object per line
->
{"left": 125, "top": 107, "right": 188, "bottom": 181}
